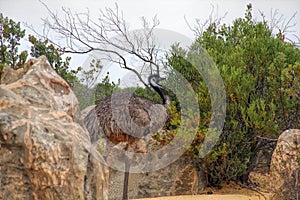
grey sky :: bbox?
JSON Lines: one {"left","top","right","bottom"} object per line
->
{"left": 1, "top": 0, "right": 300, "bottom": 85}
{"left": 1, "top": 0, "right": 300, "bottom": 38}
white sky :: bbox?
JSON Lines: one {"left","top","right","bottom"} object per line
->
{"left": 1, "top": 0, "right": 300, "bottom": 85}
{"left": 2, "top": 0, "right": 300, "bottom": 37}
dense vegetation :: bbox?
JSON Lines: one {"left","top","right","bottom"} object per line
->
{"left": 168, "top": 4, "right": 300, "bottom": 185}
{"left": 1, "top": 4, "right": 299, "bottom": 187}
{"left": 0, "top": 13, "right": 78, "bottom": 84}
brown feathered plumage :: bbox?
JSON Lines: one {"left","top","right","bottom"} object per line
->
{"left": 98, "top": 92, "right": 168, "bottom": 146}
{"left": 84, "top": 74, "right": 170, "bottom": 149}
{"left": 84, "top": 74, "right": 170, "bottom": 200}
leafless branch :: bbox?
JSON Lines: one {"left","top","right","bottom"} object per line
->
{"left": 261, "top": 9, "right": 300, "bottom": 47}
{"left": 268, "top": 9, "right": 297, "bottom": 34}
{"left": 256, "top": 135, "right": 278, "bottom": 142}
{"left": 28, "top": 1, "right": 163, "bottom": 86}
{"left": 185, "top": 4, "right": 227, "bottom": 37}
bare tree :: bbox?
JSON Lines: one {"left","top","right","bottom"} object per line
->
{"left": 259, "top": 9, "right": 299, "bottom": 47}
{"left": 29, "top": 2, "right": 165, "bottom": 86}
{"left": 185, "top": 5, "right": 227, "bottom": 38}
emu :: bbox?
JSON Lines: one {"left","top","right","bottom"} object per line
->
{"left": 84, "top": 74, "right": 170, "bottom": 200}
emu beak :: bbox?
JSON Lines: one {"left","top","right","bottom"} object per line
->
{"left": 159, "top": 77, "right": 166, "bottom": 82}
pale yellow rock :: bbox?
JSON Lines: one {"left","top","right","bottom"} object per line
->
{"left": 270, "top": 129, "right": 300, "bottom": 200}
{"left": 0, "top": 56, "right": 109, "bottom": 200}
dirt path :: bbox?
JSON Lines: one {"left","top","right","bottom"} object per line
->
{"left": 133, "top": 181, "right": 271, "bottom": 200}
{"left": 134, "top": 194, "right": 264, "bottom": 200}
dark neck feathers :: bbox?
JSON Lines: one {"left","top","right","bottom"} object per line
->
{"left": 149, "top": 77, "right": 170, "bottom": 107}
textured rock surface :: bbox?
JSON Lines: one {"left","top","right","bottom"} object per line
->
{"left": 84, "top": 106, "right": 206, "bottom": 200}
{"left": 0, "top": 56, "right": 108, "bottom": 200}
{"left": 107, "top": 154, "right": 205, "bottom": 199}
{"left": 137, "top": 155, "right": 203, "bottom": 198}
{"left": 270, "top": 129, "right": 300, "bottom": 200}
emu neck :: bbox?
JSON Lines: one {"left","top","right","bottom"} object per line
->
{"left": 150, "top": 83, "right": 170, "bottom": 107}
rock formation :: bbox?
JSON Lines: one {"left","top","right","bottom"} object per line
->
{"left": 0, "top": 56, "right": 108, "bottom": 200}
{"left": 83, "top": 103, "right": 205, "bottom": 199}
{"left": 107, "top": 155, "right": 202, "bottom": 199}
{"left": 270, "top": 129, "right": 300, "bottom": 200}
{"left": 105, "top": 149, "right": 205, "bottom": 199}
{"left": 136, "top": 154, "right": 204, "bottom": 198}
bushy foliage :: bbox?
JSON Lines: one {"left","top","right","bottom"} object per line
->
{"left": 0, "top": 13, "right": 27, "bottom": 75}
{"left": 29, "top": 35, "right": 79, "bottom": 84}
{"left": 168, "top": 4, "right": 300, "bottom": 186}
{"left": 93, "top": 74, "right": 162, "bottom": 105}
{"left": 0, "top": 14, "right": 78, "bottom": 85}
{"left": 94, "top": 72, "right": 120, "bottom": 104}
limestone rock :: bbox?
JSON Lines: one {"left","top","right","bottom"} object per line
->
{"left": 270, "top": 129, "right": 300, "bottom": 200}
{"left": 0, "top": 56, "right": 109, "bottom": 200}
{"left": 107, "top": 154, "right": 205, "bottom": 199}
{"left": 136, "top": 155, "right": 204, "bottom": 198}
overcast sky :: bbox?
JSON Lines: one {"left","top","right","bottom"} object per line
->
{"left": 2, "top": 0, "right": 300, "bottom": 37}
{"left": 1, "top": 0, "right": 300, "bottom": 85}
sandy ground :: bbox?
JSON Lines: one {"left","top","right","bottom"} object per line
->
{"left": 134, "top": 194, "right": 264, "bottom": 200}
{"left": 133, "top": 180, "right": 271, "bottom": 200}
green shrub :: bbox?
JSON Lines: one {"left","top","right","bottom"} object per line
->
{"left": 167, "top": 4, "right": 300, "bottom": 186}
{"left": 0, "top": 14, "right": 78, "bottom": 85}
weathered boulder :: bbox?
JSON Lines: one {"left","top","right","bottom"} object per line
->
{"left": 137, "top": 154, "right": 204, "bottom": 198}
{"left": 270, "top": 129, "right": 300, "bottom": 200}
{"left": 107, "top": 153, "right": 205, "bottom": 199}
{"left": 84, "top": 105, "right": 206, "bottom": 199}
{"left": 0, "top": 56, "right": 109, "bottom": 200}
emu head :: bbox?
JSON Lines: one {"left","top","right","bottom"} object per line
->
{"left": 148, "top": 74, "right": 165, "bottom": 86}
